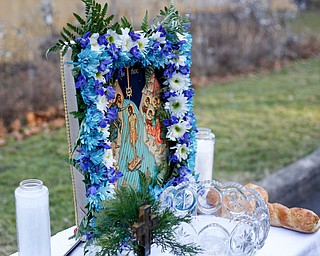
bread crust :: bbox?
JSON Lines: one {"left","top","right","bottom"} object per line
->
{"left": 244, "top": 183, "right": 320, "bottom": 233}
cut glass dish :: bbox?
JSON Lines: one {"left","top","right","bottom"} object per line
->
{"left": 159, "top": 180, "right": 270, "bottom": 256}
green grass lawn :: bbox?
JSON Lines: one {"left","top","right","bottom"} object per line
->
{"left": 0, "top": 128, "right": 74, "bottom": 256}
{"left": 194, "top": 57, "right": 320, "bottom": 183}
{"left": 1, "top": 57, "right": 319, "bottom": 255}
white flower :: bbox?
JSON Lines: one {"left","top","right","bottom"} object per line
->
{"left": 94, "top": 72, "right": 106, "bottom": 83}
{"left": 99, "top": 124, "right": 110, "bottom": 139}
{"left": 119, "top": 28, "right": 134, "bottom": 51}
{"left": 165, "top": 93, "right": 188, "bottom": 119}
{"left": 96, "top": 94, "right": 108, "bottom": 112}
{"left": 90, "top": 33, "right": 103, "bottom": 52}
{"left": 167, "top": 120, "right": 190, "bottom": 141}
{"left": 177, "top": 32, "right": 186, "bottom": 42}
{"left": 171, "top": 143, "right": 188, "bottom": 161}
{"left": 103, "top": 148, "right": 116, "bottom": 168}
{"left": 152, "top": 31, "right": 166, "bottom": 44}
{"left": 173, "top": 55, "right": 187, "bottom": 67}
{"left": 136, "top": 33, "right": 149, "bottom": 55}
{"left": 106, "top": 29, "right": 121, "bottom": 47}
{"left": 167, "top": 72, "right": 189, "bottom": 92}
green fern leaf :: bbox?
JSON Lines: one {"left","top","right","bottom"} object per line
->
{"left": 120, "top": 17, "right": 133, "bottom": 30}
{"left": 101, "top": 2, "right": 108, "bottom": 17}
{"left": 63, "top": 28, "right": 76, "bottom": 40}
{"left": 141, "top": 11, "right": 149, "bottom": 33}
{"left": 73, "top": 13, "right": 86, "bottom": 26}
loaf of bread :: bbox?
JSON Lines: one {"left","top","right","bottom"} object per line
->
{"left": 245, "top": 183, "right": 320, "bottom": 233}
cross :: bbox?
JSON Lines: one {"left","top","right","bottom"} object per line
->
{"left": 132, "top": 204, "right": 158, "bottom": 256}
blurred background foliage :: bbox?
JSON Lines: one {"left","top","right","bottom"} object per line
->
{"left": 0, "top": 1, "right": 320, "bottom": 255}
{"left": 0, "top": 0, "right": 319, "bottom": 129}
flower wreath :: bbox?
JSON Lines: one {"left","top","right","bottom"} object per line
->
{"left": 50, "top": 0, "right": 198, "bottom": 241}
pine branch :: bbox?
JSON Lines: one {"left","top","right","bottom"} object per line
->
{"left": 92, "top": 174, "right": 201, "bottom": 255}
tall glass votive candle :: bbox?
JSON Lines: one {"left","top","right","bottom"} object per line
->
{"left": 15, "top": 179, "right": 51, "bottom": 256}
{"left": 195, "top": 128, "right": 215, "bottom": 181}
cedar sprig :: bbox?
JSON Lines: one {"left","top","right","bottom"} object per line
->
{"left": 92, "top": 172, "right": 201, "bottom": 256}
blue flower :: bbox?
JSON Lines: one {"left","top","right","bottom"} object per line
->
{"left": 151, "top": 41, "right": 161, "bottom": 54}
{"left": 184, "top": 88, "right": 194, "bottom": 100}
{"left": 94, "top": 80, "right": 104, "bottom": 96}
{"left": 178, "top": 132, "right": 190, "bottom": 145}
{"left": 81, "top": 79, "right": 98, "bottom": 104}
{"left": 76, "top": 150, "right": 90, "bottom": 171}
{"left": 107, "top": 169, "right": 123, "bottom": 183}
{"left": 171, "top": 116, "right": 179, "bottom": 124}
{"left": 162, "top": 91, "right": 171, "bottom": 99}
{"left": 90, "top": 149, "right": 104, "bottom": 165}
{"left": 179, "top": 65, "right": 190, "bottom": 75}
{"left": 178, "top": 166, "right": 191, "bottom": 176}
{"left": 164, "top": 63, "right": 176, "bottom": 78}
{"left": 87, "top": 184, "right": 99, "bottom": 196}
{"left": 108, "top": 43, "right": 120, "bottom": 61}
{"left": 98, "top": 33, "right": 109, "bottom": 45}
{"left": 149, "top": 185, "right": 164, "bottom": 201}
{"left": 105, "top": 86, "right": 116, "bottom": 100}
{"left": 106, "top": 107, "right": 118, "bottom": 121}
{"left": 99, "top": 119, "right": 107, "bottom": 128}
{"left": 77, "top": 48, "right": 100, "bottom": 77}
{"left": 76, "top": 31, "right": 91, "bottom": 48}
{"left": 168, "top": 154, "right": 179, "bottom": 163}
{"left": 75, "top": 75, "right": 87, "bottom": 89}
{"left": 85, "top": 106, "right": 104, "bottom": 130}
{"left": 130, "top": 46, "right": 140, "bottom": 59}
{"left": 156, "top": 25, "right": 166, "bottom": 37}
{"left": 99, "top": 140, "right": 112, "bottom": 149}
{"left": 163, "top": 118, "right": 171, "bottom": 127}
{"left": 98, "top": 59, "right": 112, "bottom": 72}
{"left": 162, "top": 43, "right": 172, "bottom": 57}
{"left": 129, "top": 31, "right": 141, "bottom": 42}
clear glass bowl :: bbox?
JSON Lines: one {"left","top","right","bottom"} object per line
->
{"left": 159, "top": 180, "right": 270, "bottom": 256}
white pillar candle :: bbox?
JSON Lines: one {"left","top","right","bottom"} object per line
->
{"left": 195, "top": 128, "right": 215, "bottom": 181}
{"left": 15, "top": 179, "right": 51, "bottom": 256}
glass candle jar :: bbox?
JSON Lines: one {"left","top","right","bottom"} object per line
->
{"left": 15, "top": 179, "right": 51, "bottom": 256}
{"left": 195, "top": 127, "right": 215, "bottom": 180}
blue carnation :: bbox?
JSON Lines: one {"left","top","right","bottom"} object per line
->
{"left": 77, "top": 48, "right": 100, "bottom": 77}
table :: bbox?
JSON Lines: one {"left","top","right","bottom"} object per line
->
{"left": 11, "top": 225, "right": 320, "bottom": 256}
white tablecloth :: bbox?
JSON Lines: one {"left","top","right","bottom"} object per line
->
{"left": 11, "top": 225, "right": 320, "bottom": 256}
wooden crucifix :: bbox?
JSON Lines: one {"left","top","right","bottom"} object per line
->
{"left": 132, "top": 204, "right": 158, "bottom": 256}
